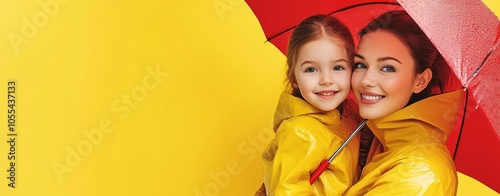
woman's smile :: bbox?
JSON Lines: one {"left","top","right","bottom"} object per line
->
{"left": 360, "top": 92, "right": 385, "bottom": 104}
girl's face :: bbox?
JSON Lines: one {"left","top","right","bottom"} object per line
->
{"left": 293, "top": 38, "right": 351, "bottom": 112}
{"left": 352, "top": 30, "right": 428, "bottom": 119}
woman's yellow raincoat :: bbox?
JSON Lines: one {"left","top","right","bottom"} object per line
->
{"left": 345, "top": 89, "right": 463, "bottom": 195}
{"left": 262, "top": 92, "right": 361, "bottom": 195}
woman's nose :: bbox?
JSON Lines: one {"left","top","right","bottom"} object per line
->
{"left": 361, "top": 70, "right": 376, "bottom": 87}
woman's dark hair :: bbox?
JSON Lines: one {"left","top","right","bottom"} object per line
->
{"left": 359, "top": 11, "right": 450, "bottom": 105}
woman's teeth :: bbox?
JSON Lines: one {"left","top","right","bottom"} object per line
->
{"left": 362, "top": 94, "right": 383, "bottom": 100}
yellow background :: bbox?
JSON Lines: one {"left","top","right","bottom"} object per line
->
{"left": 0, "top": 0, "right": 498, "bottom": 195}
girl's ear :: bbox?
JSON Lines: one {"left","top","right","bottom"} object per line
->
{"left": 413, "top": 68, "right": 432, "bottom": 93}
{"left": 292, "top": 76, "right": 299, "bottom": 88}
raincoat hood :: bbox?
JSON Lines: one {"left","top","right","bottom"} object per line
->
{"left": 346, "top": 89, "right": 463, "bottom": 195}
{"left": 273, "top": 92, "right": 341, "bottom": 132}
{"left": 368, "top": 89, "right": 463, "bottom": 151}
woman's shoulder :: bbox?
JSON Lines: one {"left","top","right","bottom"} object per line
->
{"left": 395, "top": 144, "right": 456, "bottom": 175}
{"left": 371, "top": 155, "right": 457, "bottom": 195}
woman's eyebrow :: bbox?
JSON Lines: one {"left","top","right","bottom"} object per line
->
{"left": 355, "top": 54, "right": 402, "bottom": 64}
{"left": 377, "top": 57, "right": 402, "bottom": 64}
{"left": 354, "top": 54, "right": 364, "bottom": 59}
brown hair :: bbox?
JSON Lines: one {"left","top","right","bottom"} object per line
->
{"left": 359, "top": 11, "right": 450, "bottom": 105}
{"left": 286, "top": 15, "right": 355, "bottom": 97}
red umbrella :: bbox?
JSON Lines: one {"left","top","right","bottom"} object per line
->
{"left": 246, "top": 0, "right": 500, "bottom": 193}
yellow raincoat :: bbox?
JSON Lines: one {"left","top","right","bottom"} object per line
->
{"left": 345, "top": 89, "right": 463, "bottom": 195}
{"left": 262, "top": 92, "right": 361, "bottom": 195}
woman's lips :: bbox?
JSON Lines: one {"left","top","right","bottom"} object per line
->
{"left": 360, "top": 93, "right": 385, "bottom": 104}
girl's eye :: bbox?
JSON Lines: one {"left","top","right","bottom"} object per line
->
{"left": 333, "top": 65, "right": 345, "bottom": 71}
{"left": 381, "top": 66, "right": 396, "bottom": 72}
{"left": 354, "top": 62, "right": 367, "bottom": 69}
{"left": 305, "top": 67, "right": 317, "bottom": 72}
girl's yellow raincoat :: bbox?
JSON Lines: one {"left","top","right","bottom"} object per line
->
{"left": 345, "top": 89, "right": 463, "bottom": 195}
{"left": 262, "top": 92, "right": 361, "bottom": 195}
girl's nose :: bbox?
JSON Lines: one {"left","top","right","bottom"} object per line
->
{"left": 319, "top": 72, "right": 333, "bottom": 86}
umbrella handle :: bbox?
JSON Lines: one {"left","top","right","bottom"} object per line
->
{"left": 309, "top": 119, "right": 367, "bottom": 185}
{"left": 309, "top": 159, "right": 330, "bottom": 185}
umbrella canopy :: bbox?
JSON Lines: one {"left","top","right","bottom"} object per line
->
{"left": 246, "top": 0, "right": 402, "bottom": 54}
{"left": 398, "top": 0, "right": 500, "bottom": 193}
{"left": 246, "top": 0, "right": 500, "bottom": 193}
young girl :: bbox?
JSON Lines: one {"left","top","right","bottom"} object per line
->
{"left": 259, "top": 14, "right": 361, "bottom": 195}
{"left": 345, "top": 11, "right": 460, "bottom": 195}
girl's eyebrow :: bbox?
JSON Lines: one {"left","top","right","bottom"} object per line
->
{"left": 333, "top": 59, "right": 349, "bottom": 64}
{"left": 300, "top": 60, "right": 315, "bottom": 66}
{"left": 354, "top": 54, "right": 402, "bottom": 64}
{"left": 300, "top": 59, "right": 348, "bottom": 66}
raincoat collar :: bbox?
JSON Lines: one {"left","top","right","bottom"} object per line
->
{"left": 273, "top": 92, "right": 341, "bottom": 132}
{"left": 367, "top": 89, "right": 463, "bottom": 150}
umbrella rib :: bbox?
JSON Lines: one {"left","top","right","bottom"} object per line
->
{"left": 470, "top": 50, "right": 491, "bottom": 78}
{"left": 467, "top": 26, "right": 498, "bottom": 85}
{"left": 453, "top": 87, "right": 468, "bottom": 160}
{"left": 266, "top": 2, "right": 402, "bottom": 42}
{"left": 266, "top": 26, "right": 296, "bottom": 42}
{"left": 326, "top": 2, "right": 400, "bottom": 16}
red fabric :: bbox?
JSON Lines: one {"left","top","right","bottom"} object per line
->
{"left": 450, "top": 93, "right": 500, "bottom": 193}
{"left": 246, "top": 0, "right": 500, "bottom": 192}
{"left": 246, "top": 0, "right": 401, "bottom": 54}
{"left": 402, "top": 0, "right": 500, "bottom": 191}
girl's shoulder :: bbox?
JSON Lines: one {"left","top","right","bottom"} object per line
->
{"left": 276, "top": 115, "right": 333, "bottom": 139}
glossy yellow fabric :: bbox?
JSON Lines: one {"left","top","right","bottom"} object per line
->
{"left": 262, "top": 92, "right": 360, "bottom": 195}
{"left": 345, "top": 89, "right": 463, "bottom": 196}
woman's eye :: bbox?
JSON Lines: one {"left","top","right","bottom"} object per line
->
{"left": 354, "top": 62, "right": 367, "bottom": 69}
{"left": 305, "top": 67, "right": 317, "bottom": 72}
{"left": 381, "top": 66, "right": 395, "bottom": 72}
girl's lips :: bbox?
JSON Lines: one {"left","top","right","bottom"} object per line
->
{"left": 360, "top": 93, "right": 385, "bottom": 104}
{"left": 315, "top": 91, "right": 338, "bottom": 99}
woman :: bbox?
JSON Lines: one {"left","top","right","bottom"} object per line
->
{"left": 346, "top": 11, "right": 461, "bottom": 195}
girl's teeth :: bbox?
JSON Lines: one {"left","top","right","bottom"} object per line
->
{"left": 362, "top": 94, "right": 383, "bottom": 100}
{"left": 318, "top": 92, "right": 333, "bottom": 96}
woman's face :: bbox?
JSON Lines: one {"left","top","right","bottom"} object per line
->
{"left": 293, "top": 38, "right": 352, "bottom": 112}
{"left": 352, "top": 30, "right": 423, "bottom": 119}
